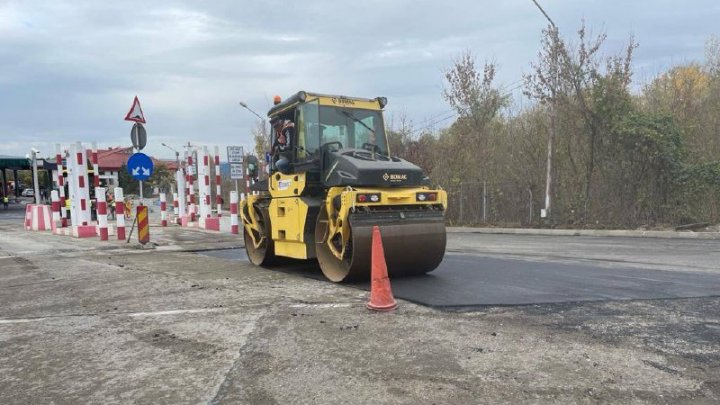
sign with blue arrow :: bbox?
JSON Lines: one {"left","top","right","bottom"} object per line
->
{"left": 127, "top": 152, "right": 154, "bottom": 181}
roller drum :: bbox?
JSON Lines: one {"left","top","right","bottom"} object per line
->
{"left": 316, "top": 209, "right": 446, "bottom": 282}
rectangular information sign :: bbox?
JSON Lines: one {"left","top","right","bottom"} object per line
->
{"left": 230, "top": 163, "right": 244, "bottom": 180}
{"left": 227, "top": 146, "right": 244, "bottom": 164}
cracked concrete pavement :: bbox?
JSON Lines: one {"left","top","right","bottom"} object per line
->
{"left": 1, "top": 217, "right": 719, "bottom": 404}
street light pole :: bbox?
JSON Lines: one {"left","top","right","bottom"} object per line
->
{"left": 530, "top": 0, "right": 557, "bottom": 223}
{"left": 239, "top": 101, "right": 268, "bottom": 179}
{"left": 161, "top": 142, "right": 181, "bottom": 168}
{"left": 161, "top": 142, "right": 182, "bottom": 195}
{"left": 30, "top": 148, "right": 40, "bottom": 204}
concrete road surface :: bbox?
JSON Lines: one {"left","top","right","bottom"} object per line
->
{"left": 1, "top": 216, "right": 719, "bottom": 404}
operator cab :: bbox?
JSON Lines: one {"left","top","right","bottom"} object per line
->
{"left": 267, "top": 91, "right": 389, "bottom": 175}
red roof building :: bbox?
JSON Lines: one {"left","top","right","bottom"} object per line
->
{"left": 88, "top": 147, "right": 179, "bottom": 187}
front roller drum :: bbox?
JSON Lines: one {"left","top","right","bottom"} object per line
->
{"left": 315, "top": 209, "right": 446, "bottom": 282}
{"left": 243, "top": 203, "right": 278, "bottom": 267}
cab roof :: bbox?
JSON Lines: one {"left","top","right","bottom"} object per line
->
{"left": 267, "top": 91, "right": 386, "bottom": 117}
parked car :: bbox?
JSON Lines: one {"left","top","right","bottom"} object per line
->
{"left": 21, "top": 188, "right": 34, "bottom": 197}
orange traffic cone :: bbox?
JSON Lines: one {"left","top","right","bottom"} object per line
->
{"left": 367, "top": 225, "right": 397, "bottom": 312}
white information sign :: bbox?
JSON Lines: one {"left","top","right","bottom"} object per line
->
{"left": 227, "top": 146, "right": 244, "bottom": 164}
{"left": 230, "top": 163, "right": 244, "bottom": 180}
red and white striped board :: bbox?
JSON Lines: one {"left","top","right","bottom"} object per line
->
{"left": 137, "top": 205, "right": 150, "bottom": 244}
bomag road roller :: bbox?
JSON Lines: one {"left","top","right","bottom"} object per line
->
{"left": 240, "top": 91, "right": 447, "bottom": 282}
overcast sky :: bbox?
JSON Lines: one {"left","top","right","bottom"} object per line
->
{"left": 1, "top": 0, "right": 718, "bottom": 160}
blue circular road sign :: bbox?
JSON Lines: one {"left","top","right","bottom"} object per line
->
{"left": 127, "top": 152, "right": 154, "bottom": 181}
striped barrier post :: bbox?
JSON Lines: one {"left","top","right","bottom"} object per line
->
{"left": 176, "top": 168, "right": 187, "bottom": 223}
{"left": 74, "top": 142, "right": 91, "bottom": 226}
{"left": 137, "top": 205, "right": 149, "bottom": 244}
{"left": 160, "top": 193, "right": 167, "bottom": 226}
{"left": 230, "top": 191, "right": 239, "bottom": 235}
{"left": 51, "top": 190, "right": 61, "bottom": 230}
{"left": 187, "top": 152, "right": 196, "bottom": 221}
{"left": 114, "top": 187, "right": 125, "bottom": 240}
{"left": 214, "top": 146, "right": 222, "bottom": 217}
{"left": 96, "top": 187, "right": 108, "bottom": 241}
{"left": 91, "top": 142, "right": 100, "bottom": 188}
{"left": 173, "top": 192, "right": 179, "bottom": 217}
{"left": 55, "top": 144, "right": 68, "bottom": 227}
{"left": 199, "top": 147, "right": 210, "bottom": 219}
{"left": 204, "top": 146, "right": 211, "bottom": 218}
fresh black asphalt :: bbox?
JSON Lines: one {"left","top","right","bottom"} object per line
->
{"left": 197, "top": 248, "right": 720, "bottom": 309}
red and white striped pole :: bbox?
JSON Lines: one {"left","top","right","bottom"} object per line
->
{"left": 245, "top": 166, "right": 251, "bottom": 197}
{"left": 55, "top": 144, "right": 68, "bottom": 227}
{"left": 51, "top": 190, "right": 61, "bottom": 230}
{"left": 230, "top": 191, "right": 239, "bottom": 234}
{"left": 202, "top": 147, "right": 211, "bottom": 218}
{"left": 75, "top": 142, "right": 91, "bottom": 225}
{"left": 114, "top": 187, "right": 125, "bottom": 240}
{"left": 96, "top": 187, "right": 108, "bottom": 240}
{"left": 187, "top": 152, "right": 196, "bottom": 221}
{"left": 172, "top": 192, "right": 179, "bottom": 217}
{"left": 91, "top": 142, "right": 100, "bottom": 188}
{"left": 160, "top": 193, "right": 167, "bottom": 226}
{"left": 214, "top": 146, "right": 222, "bottom": 217}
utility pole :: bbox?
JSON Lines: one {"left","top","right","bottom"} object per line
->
{"left": 531, "top": 0, "right": 557, "bottom": 222}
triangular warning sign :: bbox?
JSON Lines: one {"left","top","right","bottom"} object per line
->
{"left": 124, "top": 96, "right": 146, "bottom": 124}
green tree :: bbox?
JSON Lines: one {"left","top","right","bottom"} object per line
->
{"left": 148, "top": 163, "right": 174, "bottom": 194}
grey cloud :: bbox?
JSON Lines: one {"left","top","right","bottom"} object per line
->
{"left": 1, "top": 0, "right": 718, "bottom": 158}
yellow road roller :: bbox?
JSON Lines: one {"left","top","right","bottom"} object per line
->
{"left": 240, "top": 91, "right": 447, "bottom": 282}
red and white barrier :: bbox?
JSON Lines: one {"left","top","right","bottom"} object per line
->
{"left": 175, "top": 168, "right": 187, "bottom": 224}
{"left": 51, "top": 190, "right": 61, "bottom": 230}
{"left": 160, "top": 193, "right": 167, "bottom": 226}
{"left": 24, "top": 204, "right": 52, "bottom": 231}
{"left": 172, "top": 191, "right": 179, "bottom": 218}
{"left": 115, "top": 187, "right": 126, "bottom": 240}
{"left": 96, "top": 187, "right": 108, "bottom": 240}
{"left": 199, "top": 147, "right": 210, "bottom": 219}
{"left": 91, "top": 142, "right": 100, "bottom": 188}
{"left": 187, "top": 152, "right": 196, "bottom": 221}
{"left": 70, "top": 141, "right": 91, "bottom": 226}
{"left": 55, "top": 144, "right": 68, "bottom": 227}
{"left": 230, "top": 191, "right": 239, "bottom": 235}
{"left": 214, "top": 146, "right": 222, "bottom": 217}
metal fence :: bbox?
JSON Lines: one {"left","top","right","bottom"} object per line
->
{"left": 442, "top": 181, "right": 538, "bottom": 227}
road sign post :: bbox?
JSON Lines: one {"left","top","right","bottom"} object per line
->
{"left": 227, "top": 146, "right": 244, "bottom": 193}
{"left": 124, "top": 96, "right": 149, "bottom": 206}
{"left": 130, "top": 124, "right": 147, "bottom": 150}
{"left": 127, "top": 152, "right": 154, "bottom": 206}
